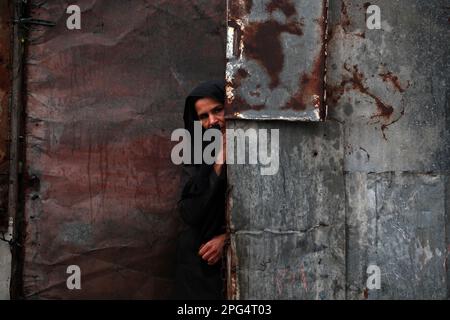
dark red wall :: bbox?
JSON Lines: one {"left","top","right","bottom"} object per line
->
{"left": 0, "top": 0, "right": 11, "bottom": 231}
{"left": 22, "top": 0, "right": 225, "bottom": 298}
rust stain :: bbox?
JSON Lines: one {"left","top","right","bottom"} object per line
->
{"left": 363, "top": 287, "right": 369, "bottom": 299}
{"left": 283, "top": 74, "right": 310, "bottom": 110}
{"left": 267, "top": 0, "right": 297, "bottom": 18}
{"left": 327, "top": 25, "right": 334, "bottom": 42}
{"left": 325, "top": 83, "right": 344, "bottom": 107}
{"left": 225, "top": 180, "right": 238, "bottom": 299}
{"left": 284, "top": 70, "right": 322, "bottom": 111}
{"left": 283, "top": 10, "right": 326, "bottom": 114}
{"left": 326, "top": 2, "right": 412, "bottom": 140}
{"left": 236, "top": 68, "right": 249, "bottom": 80}
{"left": 226, "top": 68, "right": 264, "bottom": 113}
{"left": 229, "top": 0, "right": 253, "bottom": 18}
{"left": 227, "top": 0, "right": 326, "bottom": 119}
{"left": 379, "top": 71, "right": 409, "bottom": 93}
{"left": 243, "top": 20, "right": 303, "bottom": 89}
{"left": 379, "top": 108, "right": 405, "bottom": 140}
{"left": 337, "top": 1, "right": 367, "bottom": 38}
{"left": 226, "top": 248, "right": 239, "bottom": 299}
{"left": 327, "top": 63, "right": 410, "bottom": 140}
{"left": 228, "top": 20, "right": 243, "bottom": 59}
{"left": 329, "top": 1, "right": 365, "bottom": 39}
{"left": 227, "top": 95, "right": 265, "bottom": 115}
{"left": 300, "top": 264, "right": 308, "bottom": 292}
{"left": 343, "top": 63, "right": 394, "bottom": 118}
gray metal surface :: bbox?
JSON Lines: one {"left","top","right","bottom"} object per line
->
{"left": 327, "top": 0, "right": 449, "bottom": 172}
{"left": 345, "top": 172, "right": 447, "bottom": 299}
{"left": 225, "top": 0, "right": 327, "bottom": 121}
{"left": 229, "top": 0, "right": 449, "bottom": 299}
{"left": 327, "top": 0, "right": 450, "bottom": 299}
{"left": 228, "top": 120, "right": 345, "bottom": 299}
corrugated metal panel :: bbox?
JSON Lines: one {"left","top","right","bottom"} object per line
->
{"left": 225, "top": 0, "right": 327, "bottom": 121}
{"left": 22, "top": 0, "right": 225, "bottom": 299}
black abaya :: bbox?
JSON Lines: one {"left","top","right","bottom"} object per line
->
{"left": 175, "top": 80, "right": 227, "bottom": 300}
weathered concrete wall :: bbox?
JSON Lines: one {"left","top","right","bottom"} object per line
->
{"left": 228, "top": 0, "right": 449, "bottom": 299}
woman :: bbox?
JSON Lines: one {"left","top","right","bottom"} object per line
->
{"left": 175, "top": 80, "right": 228, "bottom": 299}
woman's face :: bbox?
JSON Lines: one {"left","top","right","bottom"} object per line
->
{"left": 194, "top": 97, "right": 225, "bottom": 132}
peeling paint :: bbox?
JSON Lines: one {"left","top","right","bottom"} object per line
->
{"left": 226, "top": 0, "right": 327, "bottom": 120}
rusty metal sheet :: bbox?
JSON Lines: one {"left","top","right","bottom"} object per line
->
{"left": 225, "top": 0, "right": 327, "bottom": 121}
{"left": 327, "top": 0, "right": 449, "bottom": 172}
{"left": 227, "top": 0, "right": 450, "bottom": 300}
{"left": 22, "top": 0, "right": 225, "bottom": 299}
{"left": 0, "top": 0, "right": 11, "bottom": 230}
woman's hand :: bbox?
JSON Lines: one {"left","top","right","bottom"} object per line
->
{"left": 199, "top": 233, "right": 227, "bottom": 265}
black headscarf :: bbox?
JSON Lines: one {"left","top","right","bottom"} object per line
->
{"left": 183, "top": 80, "right": 225, "bottom": 165}
{"left": 184, "top": 80, "right": 225, "bottom": 134}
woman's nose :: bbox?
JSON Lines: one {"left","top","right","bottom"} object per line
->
{"left": 209, "top": 114, "right": 218, "bottom": 126}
